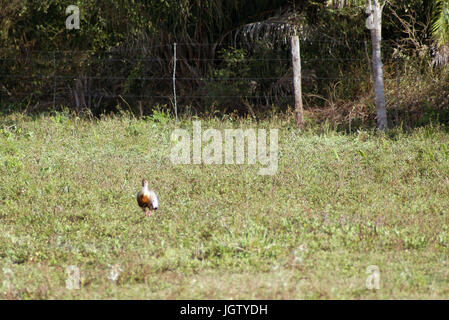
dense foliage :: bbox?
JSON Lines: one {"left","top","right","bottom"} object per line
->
{"left": 0, "top": 0, "right": 448, "bottom": 127}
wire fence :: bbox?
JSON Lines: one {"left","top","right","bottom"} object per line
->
{"left": 0, "top": 38, "right": 400, "bottom": 116}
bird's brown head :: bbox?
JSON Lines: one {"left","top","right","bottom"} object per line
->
{"left": 142, "top": 179, "right": 148, "bottom": 188}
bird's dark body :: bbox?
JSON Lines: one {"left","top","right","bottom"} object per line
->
{"left": 137, "top": 194, "right": 155, "bottom": 210}
{"left": 137, "top": 179, "right": 159, "bottom": 216}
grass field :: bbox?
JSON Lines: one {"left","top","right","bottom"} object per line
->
{"left": 1, "top": 110, "right": 449, "bottom": 299}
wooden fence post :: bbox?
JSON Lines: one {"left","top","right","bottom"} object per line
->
{"left": 173, "top": 42, "right": 178, "bottom": 121}
{"left": 366, "top": 0, "right": 388, "bottom": 130}
{"left": 53, "top": 51, "right": 56, "bottom": 109}
{"left": 291, "top": 36, "right": 304, "bottom": 128}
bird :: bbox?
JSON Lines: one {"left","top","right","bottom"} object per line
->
{"left": 136, "top": 179, "right": 159, "bottom": 217}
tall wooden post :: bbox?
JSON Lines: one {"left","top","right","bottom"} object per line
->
{"left": 366, "top": 0, "right": 388, "bottom": 130}
{"left": 291, "top": 36, "right": 304, "bottom": 128}
{"left": 53, "top": 51, "right": 56, "bottom": 109}
{"left": 173, "top": 42, "right": 178, "bottom": 121}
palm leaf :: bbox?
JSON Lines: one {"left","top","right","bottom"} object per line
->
{"left": 431, "top": 0, "right": 449, "bottom": 66}
{"left": 233, "top": 8, "right": 314, "bottom": 48}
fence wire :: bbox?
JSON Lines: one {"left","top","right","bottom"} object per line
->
{"left": 0, "top": 39, "right": 388, "bottom": 115}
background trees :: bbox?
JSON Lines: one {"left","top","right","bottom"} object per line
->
{"left": 0, "top": 0, "right": 448, "bottom": 128}
{"left": 1, "top": 1, "right": 446, "bottom": 66}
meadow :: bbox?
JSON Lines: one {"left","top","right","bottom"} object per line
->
{"left": 1, "top": 110, "right": 449, "bottom": 299}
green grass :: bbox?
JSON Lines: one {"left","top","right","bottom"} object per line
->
{"left": 1, "top": 111, "right": 449, "bottom": 299}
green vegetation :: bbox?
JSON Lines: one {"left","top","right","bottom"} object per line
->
{"left": 1, "top": 0, "right": 449, "bottom": 300}
{"left": 1, "top": 112, "right": 449, "bottom": 299}
{"left": 1, "top": 1, "right": 448, "bottom": 124}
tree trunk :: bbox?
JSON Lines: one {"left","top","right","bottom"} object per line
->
{"left": 367, "top": 0, "right": 388, "bottom": 130}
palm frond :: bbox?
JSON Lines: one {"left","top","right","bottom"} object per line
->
{"left": 431, "top": 0, "right": 449, "bottom": 66}
{"left": 233, "top": 8, "right": 314, "bottom": 49}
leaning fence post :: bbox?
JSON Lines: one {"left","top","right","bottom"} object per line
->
{"left": 172, "top": 42, "right": 178, "bottom": 121}
{"left": 291, "top": 35, "right": 304, "bottom": 128}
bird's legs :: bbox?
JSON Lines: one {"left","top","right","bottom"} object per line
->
{"left": 147, "top": 209, "right": 152, "bottom": 217}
